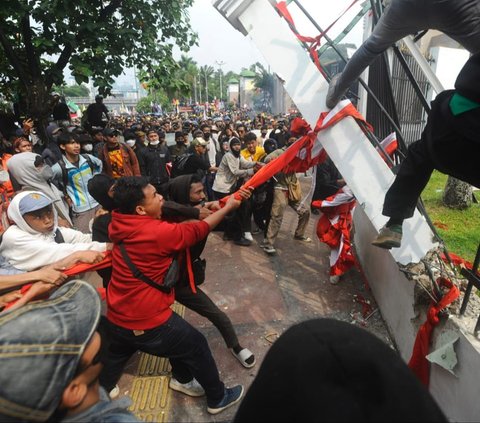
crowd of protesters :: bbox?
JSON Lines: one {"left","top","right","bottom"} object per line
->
{"left": 0, "top": 97, "right": 321, "bottom": 421}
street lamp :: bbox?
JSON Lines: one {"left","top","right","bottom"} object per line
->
{"left": 215, "top": 60, "right": 225, "bottom": 101}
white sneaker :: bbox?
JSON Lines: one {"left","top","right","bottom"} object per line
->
{"left": 262, "top": 245, "right": 276, "bottom": 255}
{"left": 244, "top": 232, "right": 253, "bottom": 241}
{"left": 109, "top": 384, "right": 120, "bottom": 399}
{"left": 169, "top": 377, "right": 205, "bottom": 397}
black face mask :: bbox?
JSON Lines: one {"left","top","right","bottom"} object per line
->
{"left": 204, "top": 133, "right": 211, "bottom": 140}
{"left": 261, "top": 132, "right": 267, "bottom": 137}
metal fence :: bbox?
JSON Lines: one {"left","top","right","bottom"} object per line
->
{"left": 366, "top": 44, "right": 431, "bottom": 147}
{"left": 391, "top": 45, "right": 431, "bottom": 146}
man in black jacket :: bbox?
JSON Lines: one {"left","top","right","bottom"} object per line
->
{"left": 138, "top": 129, "right": 171, "bottom": 196}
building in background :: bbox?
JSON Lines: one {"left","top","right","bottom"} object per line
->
{"left": 227, "top": 77, "right": 239, "bottom": 105}
{"left": 239, "top": 69, "right": 256, "bottom": 109}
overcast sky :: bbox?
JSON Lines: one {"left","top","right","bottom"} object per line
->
{"left": 115, "top": 0, "right": 466, "bottom": 89}
{"left": 115, "top": 0, "right": 364, "bottom": 84}
{"left": 183, "top": 0, "right": 364, "bottom": 72}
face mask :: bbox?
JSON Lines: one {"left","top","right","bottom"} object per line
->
{"left": 83, "top": 143, "right": 93, "bottom": 152}
{"left": 204, "top": 133, "right": 211, "bottom": 140}
{"left": 150, "top": 140, "right": 160, "bottom": 146}
{"left": 261, "top": 132, "right": 267, "bottom": 137}
{"left": 40, "top": 165, "right": 54, "bottom": 181}
{"left": 126, "top": 140, "right": 136, "bottom": 147}
{"left": 0, "top": 170, "right": 9, "bottom": 183}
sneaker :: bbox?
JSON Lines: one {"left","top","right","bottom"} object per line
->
{"left": 262, "top": 244, "right": 276, "bottom": 255}
{"left": 371, "top": 224, "right": 403, "bottom": 249}
{"left": 244, "top": 231, "right": 253, "bottom": 242}
{"left": 234, "top": 237, "right": 252, "bottom": 246}
{"left": 207, "top": 385, "right": 244, "bottom": 415}
{"left": 330, "top": 275, "right": 340, "bottom": 285}
{"left": 294, "top": 235, "right": 312, "bottom": 243}
{"left": 169, "top": 377, "right": 205, "bottom": 397}
{"left": 326, "top": 73, "right": 345, "bottom": 109}
{"left": 109, "top": 384, "right": 120, "bottom": 399}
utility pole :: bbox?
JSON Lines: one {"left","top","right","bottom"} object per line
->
{"left": 204, "top": 70, "right": 209, "bottom": 103}
{"left": 215, "top": 60, "right": 226, "bottom": 101}
{"left": 194, "top": 75, "right": 197, "bottom": 104}
{"left": 198, "top": 76, "right": 203, "bottom": 104}
{"left": 133, "top": 65, "right": 139, "bottom": 100}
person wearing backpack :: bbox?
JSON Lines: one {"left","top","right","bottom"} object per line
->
{"left": 171, "top": 138, "right": 217, "bottom": 179}
{"left": 52, "top": 132, "right": 103, "bottom": 233}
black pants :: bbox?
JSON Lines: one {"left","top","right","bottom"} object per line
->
{"left": 99, "top": 312, "right": 225, "bottom": 403}
{"left": 213, "top": 190, "right": 243, "bottom": 240}
{"left": 383, "top": 91, "right": 480, "bottom": 220}
{"left": 175, "top": 285, "right": 239, "bottom": 348}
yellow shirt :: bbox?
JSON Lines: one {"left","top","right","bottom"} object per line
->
{"left": 108, "top": 148, "right": 124, "bottom": 178}
{"left": 240, "top": 146, "right": 266, "bottom": 162}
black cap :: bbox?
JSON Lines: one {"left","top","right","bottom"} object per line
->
{"left": 102, "top": 128, "right": 119, "bottom": 136}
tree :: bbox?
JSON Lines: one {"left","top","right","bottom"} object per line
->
{"left": 0, "top": 0, "right": 196, "bottom": 140}
{"left": 442, "top": 177, "right": 473, "bottom": 209}
{"left": 53, "top": 84, "right": 90, "bottom": 97}
{"left": 136, "top": 93, "right": 169, "bottom": 114}
{"left": 199, "top": 65, "right": 214, "bottom": 102}
{"left": 253, "top": 63, "right": 274, "bottom": 112}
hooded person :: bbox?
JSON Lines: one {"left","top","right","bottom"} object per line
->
{"left": 0, "top": 191, "right": 107, "bottom": 271}
{"left": 41, "top": 123, "right": 63, "bottom": 166}
{"left": 212, "top": 137, "right": 259, "bottom": 246}
{"left": 87, "top": 173, "right": 210, "bottom": 289}
{"left": 167, "top": 174, "right": 256, "bottom": 368}
{"left": 234, "top": 318, "right": 447, "bottom": 423}
{"left": 7, "top": 152, "right": 73, "bottom": 226}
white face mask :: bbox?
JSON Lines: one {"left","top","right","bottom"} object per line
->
{"left": 83, "top": 143, "right": 93, "bottom": 152}
{"left": 126, "top": 140, "right": 136, "bottom": 147}
{"left": 150, "top": 140, "right": 160, "bottom": 146}
{"left": 0, "top": 170, "right": 9, "bottom": 183}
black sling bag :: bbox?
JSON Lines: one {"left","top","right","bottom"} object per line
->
{"left": 118, "top": 242, "right": 179, "bottom": 294}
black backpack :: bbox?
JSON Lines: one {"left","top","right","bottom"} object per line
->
{"left": 171, "top": 153, "right": 192, "bottom": 178}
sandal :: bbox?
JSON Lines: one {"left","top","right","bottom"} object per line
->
{"left": 231, "top": 348, "right": 256, "bottom": 368}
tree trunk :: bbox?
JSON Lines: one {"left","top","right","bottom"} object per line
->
{"left": 21, "top": 78, "right": 52, "bottom": 145}
{"left": 442, "top": 176, "right": 472, "bottom": 209}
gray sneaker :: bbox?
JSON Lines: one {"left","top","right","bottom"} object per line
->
{"left": 169, "top": 377, "right": 205, "bottom": 397}
{"left": 371, "top": 225, "right": 403, "bottom": 249}
{"left": 326, "top": 73, "right": 345, "bottom": 109}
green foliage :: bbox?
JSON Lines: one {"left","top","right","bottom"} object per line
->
{"left": 422, "top": 171, "right": 480, "bottom": 263}
{"left": 253, "top": 62, "right": 274, "bottom": 112}
{"left": 53, "top": 84, "right": 90, "bottom": 97}
{"left": 0, "top": 0, "right": 196, "bottom": 121}
{"left": 136, "top": 93, "right": 169, "bottom": 114}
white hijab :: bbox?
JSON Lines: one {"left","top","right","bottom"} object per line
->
{"left": 0, "top": 191, "right": 106, "bottom": 271}
{"left": 7, "top": 191, "right": 58, "bottom": 236}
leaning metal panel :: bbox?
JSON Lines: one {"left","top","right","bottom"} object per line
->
{"left": 213, "top": 0, "right": 436, "bottom": 265}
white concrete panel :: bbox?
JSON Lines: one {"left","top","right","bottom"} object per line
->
{"left": 230, "top": 0, "right": 435, "bottom": 264}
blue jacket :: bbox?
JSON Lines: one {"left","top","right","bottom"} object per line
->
{"left": 52, "top": 154, "right": 102, "bottom": 213}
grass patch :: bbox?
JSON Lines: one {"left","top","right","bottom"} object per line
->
{"left": 422, "top": 171, "right": 480, "bottom": 264}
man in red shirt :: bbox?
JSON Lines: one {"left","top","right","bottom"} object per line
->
{"left": 100, "top": 176, "right": 250, "bottom": 415}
